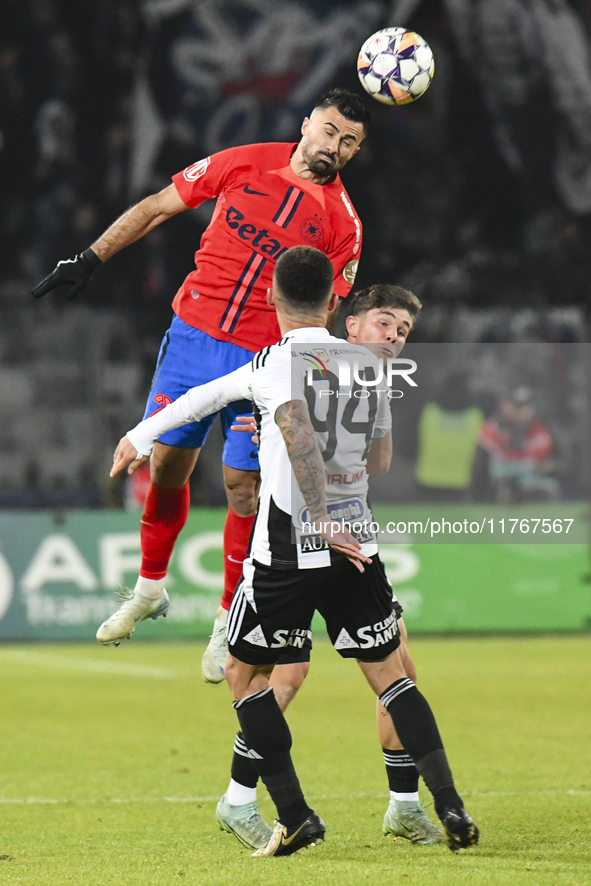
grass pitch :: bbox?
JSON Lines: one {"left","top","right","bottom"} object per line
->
{"left": 1, "top": 636, "right": 590, "bottom": 885}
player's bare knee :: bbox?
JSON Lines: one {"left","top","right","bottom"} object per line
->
{"left": 273, "top": 682, "right": 300, "bottom": 712}
{"left": 402, "top": 649, "right": 417, "bottom": 683}
{"left": 224, "top": 468, "right": 260, "bottom": 516}
{"left": 271, "top": 662, "right": 309, "bottom": 711}
{"left": 150, "top": 442, "right": 199, "bottom": 488}
{"left": 225, "top": 657, "right": 272, "bottom": 699}
{"left": 397, "top": 617, "right": 417, "bottom": 682}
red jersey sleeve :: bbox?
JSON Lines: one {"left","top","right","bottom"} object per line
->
{"left": 172, "top": 146, "right": 255, "bottom": 208}
{"left": 329, "top": 188, "right": 363, "bottom": 299}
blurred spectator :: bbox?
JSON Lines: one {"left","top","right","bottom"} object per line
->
{"left": 475, "top": 386, "right": 559, "bottom": 503}
{"left": 414, "top": 370, "right": 484, "bottom": 501}
{"left": 1, "top": 0, "right": 590, "bottom": 508}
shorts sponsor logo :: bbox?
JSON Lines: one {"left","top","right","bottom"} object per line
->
{"left": 343, "top": 259, "right": 359, "bottom": 285}
{"left": 270, "top": 628, "right": 311, "bottom": 649}
{"left": 334, "top": 612, "right": 398, "bottom": 651}
{"left": 334, "top": 628, "right": 359, "bottom": 649}
{"left": 299, "top": 215, "right": 325, "bottom": 244}
{"left": 183, "top": 157, "right": 210, "bottom": 181}
{"left": 356, "top": 610, "right": 398, "bottom": 648}
{"left": 243, "top": 624, "right": 268, "bottom": 647}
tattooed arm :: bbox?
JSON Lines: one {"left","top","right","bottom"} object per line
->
{"left": 275, "top": 399, "right": 371, "bottom": 572}
{"left": 275, "top": 399, "right": 326, "bottom": 524}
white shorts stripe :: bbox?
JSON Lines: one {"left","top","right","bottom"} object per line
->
{"left": 227, "top": 584, "right": 247, "bottom": 647}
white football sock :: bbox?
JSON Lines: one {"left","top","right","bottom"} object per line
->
{"left": 392, "top": 790, "right": 420, "bottom": 804}
{"left": 134, "top": 575, "right": 166, "bottom": 599}
{"left": 227, "top": 778, "right": 257, "bottom": 806}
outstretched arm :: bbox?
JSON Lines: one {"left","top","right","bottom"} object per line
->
{"left": 91, "top": 184, "right": 187, "bottom": 261}
{"left": 110, "top": 364, "right": 253, "bottom": 477}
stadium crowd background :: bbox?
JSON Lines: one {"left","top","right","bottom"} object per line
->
{"left": 1, "top": 0, "right": 590, "bottom": 508}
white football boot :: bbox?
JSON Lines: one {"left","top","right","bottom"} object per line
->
{"left": 96, "top": 587, "right": 169, "bottom": 646}
{"left": 201, "top": 606, "right": 229, "bottom": 683}
{"left": 215, "top": 793, "right": 273, "bottom": 850}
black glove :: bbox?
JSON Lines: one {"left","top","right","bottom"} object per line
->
{"left": 32, "top": 247, "right": 102, "bottom": 301}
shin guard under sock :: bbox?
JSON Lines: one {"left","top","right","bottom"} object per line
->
{"left": 233, "top": 688, "right": 310, "bottom": 827}
{"left": 231, "top": 732, "right": 259, "bottom": 790}
{"left": 379, "top": 679, "right": 461, "bottom": 813}
{"left": 140, "top": 482, "right": 190, "bottom": 580}
{"left": 382, "top": 749, "right": 420, "bottom": 794}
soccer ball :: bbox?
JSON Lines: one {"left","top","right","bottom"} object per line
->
{"left": 357, "top": 27, "right": 435, "bottom": 105}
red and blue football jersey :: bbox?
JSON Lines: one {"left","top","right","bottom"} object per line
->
{"left": 171, "top": 142, "right": 362, "bottom": 351}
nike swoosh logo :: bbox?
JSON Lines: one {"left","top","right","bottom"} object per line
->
{"left": 227, "top": 555, "right": 242, "bottom": 563}
{"left": 280, "top": 821, "right": 307, "bottom": 847}
{"left": 243, "top": 185, "right": 269, "bottom": 196}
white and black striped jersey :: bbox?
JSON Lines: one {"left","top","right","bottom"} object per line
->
{"left": 126, "top": 325, "right": 391, "bottom": 570}
{"left": 250, "top": 327, "right": 390, "bottom": 569}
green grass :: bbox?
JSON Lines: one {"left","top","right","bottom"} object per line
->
{"left": 1, "top": 636, "right": 590, "bottom": 884}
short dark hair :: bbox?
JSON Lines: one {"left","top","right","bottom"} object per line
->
{"left": 274, "top": 246, "right": 334, "bottom": 311}
{"left": 347, "top": 284, "right": 422, "bottom": 324}
{"left": 314, "top": 88, "right": 372, "bottom": 133}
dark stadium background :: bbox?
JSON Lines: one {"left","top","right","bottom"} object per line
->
{"left": 1, "top": 0, "right": 590, "bottom": 510}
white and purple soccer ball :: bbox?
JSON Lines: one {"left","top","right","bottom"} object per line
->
{"left": 357, "top": 27, "right": 435, "bottom": 105}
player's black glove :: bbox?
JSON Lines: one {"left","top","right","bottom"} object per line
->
{"left": 32, "top": 248, "right": 102, "bottom": 301}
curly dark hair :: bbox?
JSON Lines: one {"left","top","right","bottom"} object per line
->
{"left": 314, "top": 87, "right": 372, "bottom": 133}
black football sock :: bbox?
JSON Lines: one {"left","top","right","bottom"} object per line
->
{"left": 230, "top": 732, "right": 259, "bottom": 790}
{"left": 382, "top": 749, "right": 420, "bottom": 794}
{"left": 379, "top": 678, "right": 463, "bottom": 817}
{"left": 233, "top": 687, "right": 311, "bottom": 828}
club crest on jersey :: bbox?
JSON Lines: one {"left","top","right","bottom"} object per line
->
{"left": 301, "top": 351, "right": 329, "bottom": 377}
{"left": 343, "top": 259, "right": 358, "bottom": 285}
{"left": 299, "top": 215, "right": 325, "bottom": 244}
{"left": 183, "top": 157, "right": 210, "bottom": 181}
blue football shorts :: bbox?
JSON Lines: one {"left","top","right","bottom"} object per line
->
{"left": 143, "top": 314, "right": 259, "bottom": 471}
